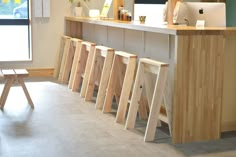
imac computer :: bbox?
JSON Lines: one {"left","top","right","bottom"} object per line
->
{"left": 173, "top": 2, "right": 226, "bottom": 27}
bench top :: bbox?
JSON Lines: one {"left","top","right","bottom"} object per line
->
{"left": 1, "top": 69, "right": 29, "bottom": 78}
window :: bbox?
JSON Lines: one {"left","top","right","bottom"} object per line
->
{"left": 0, "top": 0, "right": 31, "bottom": 61}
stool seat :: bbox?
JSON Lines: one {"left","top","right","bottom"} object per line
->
{"left": 0, "top": 69, "right": 34, "bottom": 110}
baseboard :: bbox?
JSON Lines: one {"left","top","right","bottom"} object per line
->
{"left": 27, "top": 68, "right": 54, "bottom": 77}
{"left": 221, "top": 121, "right": 236, "bottom": 132}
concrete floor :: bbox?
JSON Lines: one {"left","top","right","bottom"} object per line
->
{"left": 0, "top": 77, "right": 235, "bottom": 157}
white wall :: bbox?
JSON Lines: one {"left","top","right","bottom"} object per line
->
{"left": 0, "top": 0, "right": 109, "bottom": 69}
{"left": 0, "top": 0, "right": 71, "bottom": 69}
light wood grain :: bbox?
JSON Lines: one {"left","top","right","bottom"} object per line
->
{"left": 115, "top": 55, "right": 137, "bottom": 123}
{"left": 221, "top": 35, "right": 236, "bottom": 132}
{"left": 71, "top": 41, "right": 96, "bottom": 93}
{"left": 125, "top": 59, "right": 169, "bottom": 142}
{"left": 80, "top": 42, "right": 96, "bottom": 97}
{"left": 102, "top": 55, "right": 120, "bottom": 113}
{"left": 90, "top": 46, "right": 114, "bottom": 109}
{"left": 113, "top": 0, "right": 124, "bottom": 20}
{"left": 27, "top": 68, "right": 54, "bottom": 77}
{"left": 54, "top": 35, "right": 71, "bottom": 79}
{"left": 68, "top": 38, "right": 83, "bottom": 89}
{"left": 173, "top": 35, "right": 224, "bottom": 143}
{"left": 144, "top": 65, "right": 169, "bottom": 142}
{"left": 58, "top": 36, "right": 72, "bottom": 83}
{"left": 0, "top": 69, "right": 34, "bottom": 110}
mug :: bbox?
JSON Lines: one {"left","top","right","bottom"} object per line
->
{"left": 139, "top": 16, "right": 146, "bottom": 24}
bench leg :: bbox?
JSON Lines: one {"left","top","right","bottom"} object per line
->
{"left": 0, "top": 78, "right": 14, "bottom": 110}
{"left": 18, "top": 78, "right": 34, "bottom": 109}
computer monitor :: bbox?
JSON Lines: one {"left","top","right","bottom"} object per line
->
{"left": 174, "top": 2, "right": 226, "bottom": 27}
{"left": 134, "top": 3, "right": 167, "bottom": 24}
{"left": 135, "top": 0, "right": 166, "bottom": 4}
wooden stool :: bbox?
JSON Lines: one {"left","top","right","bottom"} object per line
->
{"left": 0, "top": 69, "right": 34, "bottom": 110}
{"left": 85, "top": 46, "right": 115, "bottom": 109}
{"left": 54, "top": 35, "right": 71, "bottom": 82}
{"left": 54, "top": 35, "right": 71, "bottom": 79}
{"left": 58, "top": 36, "right": 80, "bottom": 84}
{"left": 68, "top": 38, "right": 83, "bottom": 89}
{"left": 71, "top": 41, "right": 96, "bottom": 94}
{"left": 102, "top": 51, "right": 137, "bottom": 123}
{"left": 125, "top": 58, "right": 170, "bottom": 142}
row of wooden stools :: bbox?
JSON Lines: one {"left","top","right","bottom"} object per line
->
{"left": 54, "top": 35, "right": 171, "bottom": 142}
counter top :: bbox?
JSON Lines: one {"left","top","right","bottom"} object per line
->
{"left": 65, "top": 16, "right": 236, "bottom": 36}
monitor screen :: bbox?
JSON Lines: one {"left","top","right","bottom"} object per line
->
{"left": 134, "top": 3, "right": 167, "bottom": 24}
{"left": 135, "top": 0, "right": 167, "bottom": 4}
{"left": 174, "top": 2, "right": 226, "bottom": 27}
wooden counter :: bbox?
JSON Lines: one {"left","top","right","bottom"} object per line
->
{"left": 65, "top": 16, "right": 236, "bottom": 143}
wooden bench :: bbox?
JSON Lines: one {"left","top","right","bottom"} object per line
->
{"left": 0, "top": 69, "right": 34, "bottom": 110}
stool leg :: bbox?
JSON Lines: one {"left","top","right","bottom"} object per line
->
{"left": 58, "top": 38, "right": 71, "bottom": 83}
{"left": 163, "top": 77, "right": 172, "bottom": 136}
{"left": 0, "top": 78, "right": 14, "bottom": 110}
{"left": 102, "top": 56, "right": 119, "bottom": 113}
{"left": 80, "top": 46, "right": 95, "bottom": 97}
{"left": 113, "top": 59, "right": 125, "bottom": 104}
{"left": 143, "top": 71, "right": 162, "bottom": 126}
{"left": 138, "top": 94, "right": 148, "bottom": 120}
{"left": 144, "top": 67, "right": 168, "bottom": 142}
{"left": 54, "top": 36, "right": 68, "bottom": 78}
{"left": 68, "top": 41, "right": 82, "bottom": 89}
{"left": 61, "top": 41, "right": 75, "bottom": 84}
{"left": 116, "top": 58, "right": 137, "bottom": 123}
{"left": 125, "top": 63, "right": 145, "bottom": 129}
{"left": 85, "top": 53, "right": 99, "bottom": 101}
{"left": 18, "top": 78, "right": 34, "bottom": 109}
{"left": 71, "top": 46, "right": 87, "bottom": 92}
{"left": 95, "top": 52, "right": 114, "bottom": 109}
{"left": 143, "top": 72, "right": 155, "bottom": 107}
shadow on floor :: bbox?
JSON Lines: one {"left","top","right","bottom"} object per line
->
{"left": 133, "top": 117, "right": 236, "bottom": 156}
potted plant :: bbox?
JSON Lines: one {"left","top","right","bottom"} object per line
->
{"left": 68, "top": 0, "right": 83, "bottom": 16}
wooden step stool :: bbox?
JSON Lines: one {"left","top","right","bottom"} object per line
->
{"left": 71, "top": 41, "right": 96, "bottom": 94}
{"left": 54, "top": 35, "right": 71, "bottom": 81}
{"left": 85, "top": 46, "right": 115, "bottom": 109}
{"left": 68, "top": 38, "right": 83, "bottom": 89}
{"left": 125, "top": 58, "right": 170, "bottom": 142}
{"left": 58, "top": 36, "right": 80, "bottom": 84}
{"left": 0, "top": 69, "right": 34, "bottom": 110}
{"left": 102, "top": 51, "right": 137, "bottom": 123}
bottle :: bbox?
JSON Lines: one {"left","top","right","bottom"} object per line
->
{"left": 118, "top": 6, "right": 124, "bottom": 20}
{"left": 127, "top": 12, "right": 132, "bottom": 21}
{"left": 122, "top": 10, "right": 128, "bottom": 21}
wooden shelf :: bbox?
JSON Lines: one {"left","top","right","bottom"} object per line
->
{"left": 113, "top": 0, "right": 124, "bottom": 20}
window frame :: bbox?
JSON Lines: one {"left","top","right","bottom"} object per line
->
{"left": 0, "top": 0, "right": 32, "bottom": 62}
